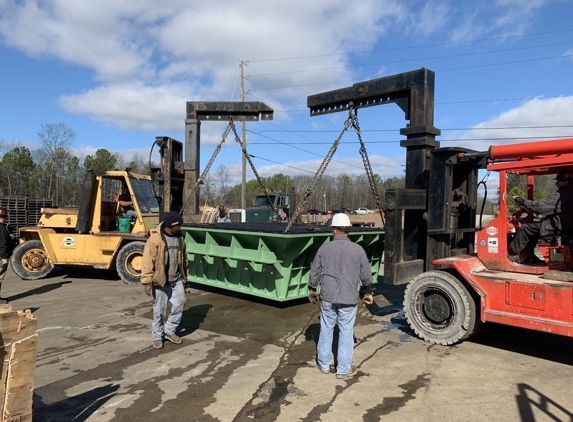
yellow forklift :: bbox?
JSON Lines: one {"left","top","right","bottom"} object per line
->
{"left": 11, "top": 171, "right": 159, "bottom": 284}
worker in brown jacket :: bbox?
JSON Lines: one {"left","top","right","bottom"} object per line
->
{"left": 141, "top": 211, "right": 188, "bottom": 349}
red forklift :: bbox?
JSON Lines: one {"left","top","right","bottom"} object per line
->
{"left": 403, "top": 138, "right": 573, "bottom": 345}
{"left": 307, "top": 68, "right": 573, "bottom": 345}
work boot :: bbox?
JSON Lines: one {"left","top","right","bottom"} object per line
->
{"left": 318, "top": 364, "right": 333, "bottom": 374}
{"left": 164, "top": 332, "right": 182, "bottom": 344}
{"left": 152, "top": 339, "right": 163, "bottom": 349}
{"left": 336, "top": 365, "right": 358, "bottom": 379}
{"left": 0, "top": 298, "right": 8, "bottom": 304}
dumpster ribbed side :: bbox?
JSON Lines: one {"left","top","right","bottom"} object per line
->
{"left": 182, "top": 225, "right": 384, "bottom": 302}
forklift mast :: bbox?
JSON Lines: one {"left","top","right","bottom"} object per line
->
{"left": 152, "top": 102, "right": 273, "bottom": 222}
{"left": 150, "top": 136, "right": 185, "bottom": 221}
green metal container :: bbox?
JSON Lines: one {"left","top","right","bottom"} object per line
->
{"left": 181, "top": 223, "right": 384, "bottom": 302}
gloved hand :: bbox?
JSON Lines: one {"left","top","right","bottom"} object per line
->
{"left": 362, "top": 294, "right": 373, "bottom": 305}
{"left": 514, "top": 196, "right": 525, "bottom": 207}
{"left": 308, "top": 288, "right": 319, "bottom": 304}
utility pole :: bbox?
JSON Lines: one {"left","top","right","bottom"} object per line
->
{"left": 240, "top": 59, "right": 247, "bottom": 208}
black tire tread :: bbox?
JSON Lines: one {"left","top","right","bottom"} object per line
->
{"left": 116, "top": 241, "right": 146, "bottom": 285}
{"left": 10, "top": 240, "right": 54, "bottom": 280}
{"left": 404, "top": 270, "right": 480, "bottom": 346}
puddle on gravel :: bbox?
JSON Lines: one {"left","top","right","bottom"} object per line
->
{"left": 177, "top": 294, "right": 318, "bottom": 347}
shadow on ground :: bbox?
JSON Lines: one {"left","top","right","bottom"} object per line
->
{"left": 33, "top": 384, "right": 119, "bottom": 422}
{"left": 6, "top": 281, "right": 72, "bottom": 302}
{"left": 470, "top": 322, "right": 573, "bottom": 366}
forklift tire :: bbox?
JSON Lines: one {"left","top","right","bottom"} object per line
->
{"left": 10, "top": 240, "right": 54, "bottom": 280}
{"left": 116, "top": 241, "right": 146, "bottom": 285}
{"left": 404, "top": 270, "right": 480, "bottom": 346}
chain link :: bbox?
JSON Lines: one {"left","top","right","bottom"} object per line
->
{"left": 351, "top": 117, "right": 385, "bottom": 227}
{"left": 283, "top": 111, "right": 354, "bottom": 233}
{"left": 180, "top": 119, "right": 233, "bottom": 215}
{"left": 179, "top": 112, "right": 385, "bottom": 228}
{"left": 229, "top": 120, "right": 276, "bottom": 215}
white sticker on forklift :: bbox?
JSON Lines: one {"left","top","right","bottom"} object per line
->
{"left": 62, "top": 237, "right": 77, "bottom": 247}
{"left": 488, "top": 237, "right": 498, "bottom": 253}
{"left": 486, "top": 226, "right": 498, "bottom": 236}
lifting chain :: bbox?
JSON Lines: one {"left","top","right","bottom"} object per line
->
{"left": 283, "top": 108, "right": 355, "bottom": 233}
{"left": 351, "top": 115, "right": 386, "bottom": 227}
{"left": 180, "top": 118, "right": 233, "bottom": 215}
{"left": 229, "top": 120, "right": 276, "bottom": 215}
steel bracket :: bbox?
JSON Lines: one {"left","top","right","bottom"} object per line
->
{"left": 186, "top": 101, "right": 274, "bottom": 121}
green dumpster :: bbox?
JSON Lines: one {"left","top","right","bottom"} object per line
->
{"left": 181, "top": 222, "right": 384, "bottom": 302}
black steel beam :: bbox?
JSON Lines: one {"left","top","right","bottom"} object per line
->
{"left": 307, "top": 68, "right": 436, "bottom": 128}
{"left": 186, "top": 101, "right": 274, "bottom": 121}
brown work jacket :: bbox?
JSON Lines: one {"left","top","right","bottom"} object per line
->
{"left": 140, "top": 223, "right": 187, "bottom": 287}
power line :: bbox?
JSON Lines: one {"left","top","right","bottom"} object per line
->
{"left": 247, "top": 135, "right": 573, "bottom": 145}
{"left": 437, "top": 96, "right": 570, "bottom": 105}
{"left": 249, "top": 42, "right": 573, "bottom": 77}
{"left": 247, "top": 129, "right": 366, "bottom": 170}
{"left": 439, "top": 53, "right": 573, "bottom": 72}
{"left": 238, "top": 32, "right": 573, "bottom": 168}
{"left": 248, "top": 28, "right": 573, "bottom": 62}
{"left": 246, "top": 154, "right": 316, "bottom": 175}
{"left": 244, "top": 62, "right": 350, "bottom": 134}
{"left": 250, "top": 125, "right": 573, "bottom": 134}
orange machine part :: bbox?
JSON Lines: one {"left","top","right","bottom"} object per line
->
{"left": 489, "top": 138, "right": 573, "bottom": 160}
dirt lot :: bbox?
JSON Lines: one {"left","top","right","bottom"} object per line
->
{"left": 1, "top": 267, "right": 572, "bottom": 422}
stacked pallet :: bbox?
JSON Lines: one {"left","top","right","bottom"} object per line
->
{"left": 0, "top": 305, "right": 37, "bottom": 422}
{"left": 0, "top": 197, "right": 54, "bottom": 239}
{"left": 0, "top": 198, "right": 26, "bottom": 239}
{"left": 26, "top": 198, "right": 54, "bottom": 227}
{"left": 201, "top": 206, "right": 218, "bottom": 224}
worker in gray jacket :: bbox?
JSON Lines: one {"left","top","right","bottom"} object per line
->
{"left": 216, "top": 206, "right": 231, "bottom": 223}
{"left": 308, "top": 213, "right": 373, "bottom": 379}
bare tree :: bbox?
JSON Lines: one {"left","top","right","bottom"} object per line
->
{"left": 214, "top": 165, "right": 231, "bottom": 205}
{"left": 118, "top": 151, "right": 149, "bottom": 174}
{"left": 36, "top": 123, "right": 76, "bottom": 200}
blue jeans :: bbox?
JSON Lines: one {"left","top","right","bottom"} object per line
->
{"left": 317, "top": 301, "right": 357, "bottom": 375}
{"left": 152, "top": 280, "right": 186, "bottom": 340}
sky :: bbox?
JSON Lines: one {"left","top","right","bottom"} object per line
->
{"left": 1, "top": 0, "right": 573, "bottom": 185}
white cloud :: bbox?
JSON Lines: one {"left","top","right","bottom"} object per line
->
{"left": 1, "top": 0, "right": 568, "bottom": 167}
{"left": 448, "top": 0, "right": 559, "bottom": 42}
{"left": 444, "top": 96, "right": 573, "bottom": 152}
{"left": 0, "top": 1, "right": 406, "bottom": 133}
{"left": 415, "top": 1, "right": 451, "bottom": 36}
{"left": 57, "top": 82, "right": 190, "bottom": 132}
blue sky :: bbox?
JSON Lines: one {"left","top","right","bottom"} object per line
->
{"left": 1, "top": 0, "right": 573, "bottom": 183}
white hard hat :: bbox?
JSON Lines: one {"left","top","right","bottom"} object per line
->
{"left": 331, "top": 213, "right": 351, "bottom": 227}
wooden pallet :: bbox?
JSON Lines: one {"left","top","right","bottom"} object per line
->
{"left": 0, "top": 306, "right": 37, "bottom": 422}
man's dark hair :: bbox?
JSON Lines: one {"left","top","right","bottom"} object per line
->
{"left": 334, "top": 226, "right": 351, "bottom": 234}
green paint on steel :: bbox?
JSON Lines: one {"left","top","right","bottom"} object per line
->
{"left": 181, "top": 224, "right": 384, "bottom": 302}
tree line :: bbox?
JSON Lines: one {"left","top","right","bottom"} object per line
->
{"left": 202, "top": 166, "right": 406, "bottom": 212}
{"left": 1, "top": 122, "right": 407, "bottom": 211}
{"left": 0, "top": 123, "right": 149, "bottom": 206}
